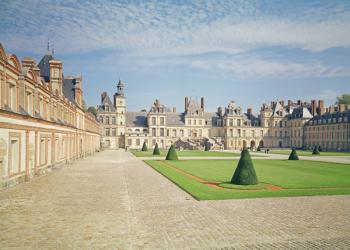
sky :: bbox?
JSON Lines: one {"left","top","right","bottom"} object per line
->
{"left": 1, "top": 0, "right": 350, "bottom": 113}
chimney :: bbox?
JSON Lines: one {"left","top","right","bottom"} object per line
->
{"left": 288, "top": 100, "right": 293, "bottom": 107}
{"left": 297, "top": 100, "right": 302, "bottom": 106}
{"left": 218, "top": 107, "right": 223, "bottom": 116}
{"left": 318, "top": 100, "right": 325, "bottom": 115}
{"left": 280, "top": 100, "right": 285, "bottom": 107}
{"left": 329, "top": 106, "right": 335, "bottom": 113}
{"left": 173, "top": 107, "right": 176, "bottom": 113}
{"left": 201, "top": 97, "right": 204, "bottom": 111}
{"left": 22, "top": 57, "right": 36, "bottom": 69}
{"left": 339, "top": 104, "right": 346, "bottom": 112}
{"left": 185, "top": 97, "right": 189, "bottom": 112}
{"left": 311, "top": 100, "right": 317, "bottom": 116}
{"left": 247, "top": 108, "right": 252, "bottom": 114}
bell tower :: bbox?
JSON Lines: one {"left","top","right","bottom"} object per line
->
{"left": 114, "top": 79, "right": 126, "bottom": 113}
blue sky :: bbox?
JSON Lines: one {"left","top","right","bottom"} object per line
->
{"left": 1, "top": 0, "right": 350, "bottom": 112}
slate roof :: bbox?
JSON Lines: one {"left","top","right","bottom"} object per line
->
{"left": 126, "top": 112, "right": 148, "bottom": 127}
{"left": 306, "top": 110, "right": 350, "bottom": 125}
{"left": 37, "top": 53, "right": 54, "bottom": 82}
{"left": 289, "top": 107, "right": 313, "bottom": 119}
{"left": 166, "top": 113, "right": 185, "bottom": 126}
{"left": 63, "top": 78, "right": 77, "bottom": 104}
{"left": 98, "top": 93, "right": 116, "bottom": 112}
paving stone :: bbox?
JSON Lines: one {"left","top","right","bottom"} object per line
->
{"left": 0, "top": 150, "right": 349, "bottom": 249}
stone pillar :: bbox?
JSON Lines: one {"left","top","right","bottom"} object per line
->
{"left": 34, "top": 131, "right": 38, "bottom": 175}
{"left": 51, "top": 132, "right": 55, "bottom": 165}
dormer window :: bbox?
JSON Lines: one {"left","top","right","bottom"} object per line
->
{"left": 105, "top": 105, "right": 109, "bottom": 112}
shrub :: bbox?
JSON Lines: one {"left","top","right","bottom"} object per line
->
{"left": 141, "top": 141, "right": 148, "bottom": 151}
{"left": 204, "top": 142, "right": 211, "bottom": 151}
{"left": 166, "top": 145, "right": 178, "bottom": 160}
{"left": 153, "top": 143, "right": 160, "bottom": 155}
{"left": 231, "top": 149, "right": 258, "bottom": 185}
{"left": 312, "top": 145, "right": 320, "bottom": 155}
{"left": 257, "top": 145, "right": 261, "bottom": 152}
{"left": 288, "top": 148, "right": 299, "bottom": 160}
{"left": 318, "top": 145, "right": 322, "bottom": 152}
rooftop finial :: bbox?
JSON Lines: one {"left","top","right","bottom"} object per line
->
{"left": 47, "top": 38, "right": 50, "bottom": 53}
{"left": 52, "top": 42, "right": 55, "bottom": 55}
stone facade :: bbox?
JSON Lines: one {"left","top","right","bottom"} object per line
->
{"left": 0, "top": 43, "right": 101, "bottom": 189}
{"left": 98, "top": 83, "right": 350, "bottom": 151}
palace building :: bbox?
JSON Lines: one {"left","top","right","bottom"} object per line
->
{"left": 98, "top": 83, "right": 350, "bottom": 151}
{"left": 0, "top": 43, "right": 101, "bottom": 189}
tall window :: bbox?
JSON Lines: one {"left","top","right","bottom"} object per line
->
{"left": 112, "top": 117, "right": 116, "bottom": 124}
{"left": 105, "top": 128, "right": 110, "bottom": 136}
{"left": 9, "top": 84, "right": 16, "bottom": 111}
{"left": 106, "top": 116, "right": 110, "bottom": 124}
{"left": 160, "top": 128, "right": 164, "bottom": 136}
{"left": 112, "top": 128, "right": 116, "bottom": 136}
{"left": 152, "top": 128, "right": 156, "bottom": 136}
{"left": 160, "top": 117, "right": 165, "bottom": 126}
{"left": 26, "top": 91, "right": 33, "bottom": 115}
{"left": 152, "top": 117, "right": 156, "bottom": 125}
{"left": 9, "top": 136, "right": 20, "bottom": 175}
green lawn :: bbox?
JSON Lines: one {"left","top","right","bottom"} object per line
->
{"left": 145, "top": 159, "right": 350, "bottom": 200}
{"left": 131, "top": 149, "right": 241, "bottom": 157}
{"left": 258, "top": 149, "right": 350, "bottom": 157}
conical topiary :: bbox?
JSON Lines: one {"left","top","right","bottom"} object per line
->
{"left": 257, "top": 145, "right": 261, "bottom": 152}
{"left": 204, "top": 142, "right": 210, "bottom": 151}
{"left": 312, "top": 145, "right": 320, "bottom": 155}
{"left": 318, "top": 145, "right": 322, "bottom": 152}
{"left": 141, "top": 141, "right": 148, "bottom": 151}
{"left": 153, "top": 143, "right": 160, "bottom": 155}
{"left": 288, "top": 148, "right": 299, "bottom": 160}
{"left": 231, "top": 149, "right": 258, "bottom": 185}
{"left": 166, "top": 145, "right": 178, "bottom": 160}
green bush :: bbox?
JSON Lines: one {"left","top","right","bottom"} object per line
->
{"left": 231, "top": 149, "right": 258, "bottom": 185}
{"left": 141, "top": 141, "right": 148, "bottom": 151}
{"left": 204, "top": 142, "right": 211, "bottom": 151}
{"left": 312, "top": 145, "right": 320, "bottom": 155}
{"left": 153, "top": 143, "right": 160, "bottom": 155}
{"left": 166, "top": 145, "right": 178, "bottom": 160}
{"left": 288, "top": 148, "right": 299, "bottom": 160}
{"left": 257, "top": 145, "right": 261, "bottom": 152}
{"left": 318, "top": 145, "right": 322, "bottom": 152}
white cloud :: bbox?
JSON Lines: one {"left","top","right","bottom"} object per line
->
{"left": 1, "top": 0, "right": 350, "bottom": 78}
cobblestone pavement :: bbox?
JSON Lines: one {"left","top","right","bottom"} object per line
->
{"left": 1, "top": 150, "right": 350, "bottom": 249}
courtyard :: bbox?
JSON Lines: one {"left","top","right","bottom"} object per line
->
{"left": 1, "top": 150, "right": 350, "bottom": 249}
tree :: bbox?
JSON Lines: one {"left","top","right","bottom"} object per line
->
{"left": 204, "top": 142, "right": 211, "bottom": 151}
{"left": 288, "top": 148, "right": 299, "bottom": 160}
{"left": 141, "top": 141, "right": 148, "bottom": 151}
{"left": 312, "top": 145, "right": 320, "bottom": 155}
{"left": 257, "top": 145, "right": 261, "bottom": 152}
{"left": 231, "top": 149, "right": 258, "bottom": 185}
{"left": 336, "top": 94, "right": 350, "bottom": 105}
{"left": 153, "top": 143, "right": 160, "bottom": 155}
{"left": 318, "top": 145, "right": 322, "bottom": 152}
{"left": 87, "top": 106, "right": 97, "bottom": 117}
{"left": 82, "top": 100, "right": 88, "bottom": 112}
{"left": 166, "top": 145, "right": 178, "bottom": 160}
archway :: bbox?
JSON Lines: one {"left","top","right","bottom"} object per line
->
{"left": 250, "top": 140, "right": 256, "bottom": 150}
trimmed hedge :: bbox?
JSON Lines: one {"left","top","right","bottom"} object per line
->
{"left": 288, "top": 148, "right": 299, "bottom": 160}
{"left": 153, "top": 143, "right": 160, "bottom": 155}
{"left": 141, "top": 141, "right": 148, "bottom": 151}
{"left": 231, "top": 149, "right": 258, "bottom": 185}
{"left": 166, "top": 145, "right": 178, "bottom": 160}
{"left": 257, "top": 145, "right": 261, "bottom": 152}
{"left": 312, "top": 145, "right": 320, "bottom": 155}
{"left": 204, "top": 142, "right": 211, "bottom": 151}
{"left": 318, "top": 145, "right": 322, "bottom": 152}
